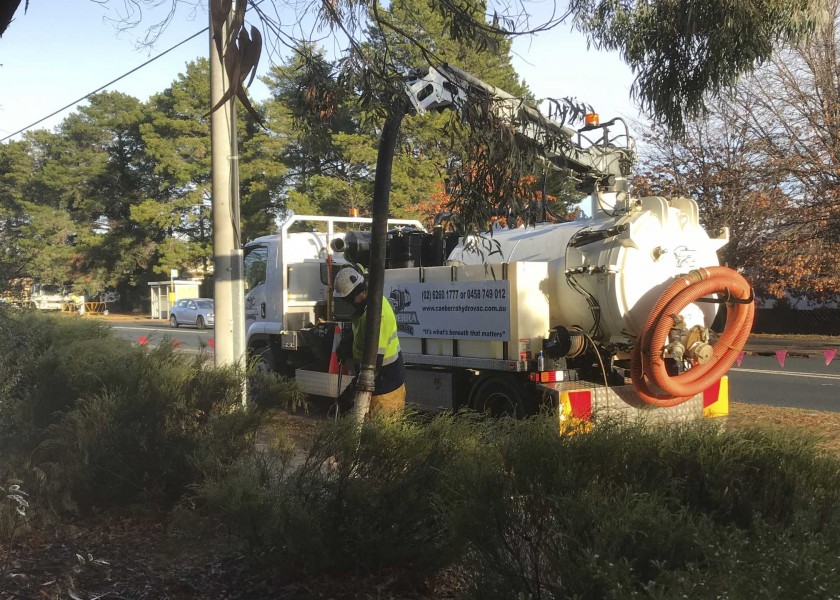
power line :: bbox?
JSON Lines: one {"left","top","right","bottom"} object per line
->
{"left": 1, "top": 28, "right": 207, "bottom": 143}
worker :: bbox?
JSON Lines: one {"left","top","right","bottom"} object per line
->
{"left": 333, "top": 266, "right": 406, "bottom": 416}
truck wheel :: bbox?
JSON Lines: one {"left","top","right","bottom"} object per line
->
{"left": 170, "top": 314, "right": 179, "bottom": 328}
{"left": 253, "top": 345, "right": 275, "bottom": 373}
{"left": 472, "top": 375, "right": 528, "bottom": 418}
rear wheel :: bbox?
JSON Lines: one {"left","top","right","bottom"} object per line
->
{"left": 471, "top": 375, "right": 529, "bottom": 418}
{"left": 196, "top": 316, "right": 205, "bottom": 329}
{"left": 170, "top": 314, "right": 179, "bottom": 328}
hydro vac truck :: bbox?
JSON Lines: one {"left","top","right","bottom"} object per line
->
{"left": 242, "top": 65, "right": 753, "bottom": 423}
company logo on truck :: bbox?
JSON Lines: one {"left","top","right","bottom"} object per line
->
{"left": 674, "top": 246, "right": 698, "bottom": 269}
{"left": 389, "top": 286, "right": 419, "bottom": 334}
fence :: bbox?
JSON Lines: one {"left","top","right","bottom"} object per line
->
{"left": 752, "top": 308, "right": 840, "bottom": 335}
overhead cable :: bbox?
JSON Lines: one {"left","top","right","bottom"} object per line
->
{"left": 1, "top": 28, "right": 207, "bottom": 143}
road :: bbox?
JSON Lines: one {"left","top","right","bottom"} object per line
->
{"left": 111, "top": 321, "right": 213, "bottom": 354}
{"left": 728, "top": 354, "right": 840, "bottom": 412}
{"left": 108, "top": 322, "right": 839, "bottom": 412}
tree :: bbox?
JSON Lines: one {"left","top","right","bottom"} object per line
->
{"left": 136, "top": 59, "right": 215, "bottom": 276}
{"left": 637, "top": 1, "right": 840, "bottom": 303}
{"left": 0, "top": 139, "right": 34, "bottom": 288}
{"left": 262, "top": 0, "right": 548, "bottom": 223}
{"left": 633, "top": 103, "right": 791, "bottom": 298}
{"left": 58, "top": 92, "right": 156, "bottom": 296}
{"left": 725, "top": 0, "right": 840, "bottom": 301}
{"left": 0, "top": 0, "right": 25, "bottom": 38}
{"left": 137, "top": 59, "right": 283, "bottom": 269}
{"left": 262, "top": 44, "right": 366, "bottom": 216}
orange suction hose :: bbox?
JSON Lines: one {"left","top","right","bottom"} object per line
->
{"left": 630, "top": 266, "right": 755, "bottom": 407}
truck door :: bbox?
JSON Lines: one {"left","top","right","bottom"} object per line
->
{"left": 244, "top": 244, "right": 269, "bottom": 330}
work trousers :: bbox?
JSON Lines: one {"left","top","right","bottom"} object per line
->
{"left": 369, "top": 383, "right": 406, "bottom": 416}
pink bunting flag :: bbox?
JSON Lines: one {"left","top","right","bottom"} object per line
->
{"left": 172, "top": 339, "right": 182, "bottom": 349}
{"left": 138, "top": 336, "right": 149, "bottom": 346}
{"left": 736, "top": 351, "right": 745, "bottom": 367}
{"left": 209, "top": 338, "right": 215, "bottom": 349}
{"left": 825, "top": 349, "right": 837, "bottom": 366}
{"left": 775, "top": 349, "right": 787, "bottom": 368}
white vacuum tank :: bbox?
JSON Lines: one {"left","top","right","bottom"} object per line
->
{"left": 447, "top": 194, "right": 729, "bottom": 345}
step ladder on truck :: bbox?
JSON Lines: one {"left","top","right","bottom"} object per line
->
{"left": 243, "top": 65, "right": 754, "bottom": 424}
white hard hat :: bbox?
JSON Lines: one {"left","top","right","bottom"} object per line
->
{"left": 333, "top": 267, "right": 365, "bottom": 299}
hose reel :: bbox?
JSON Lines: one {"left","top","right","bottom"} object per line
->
{"left": 631, "top": 267, "right": 755, "bottom": 407}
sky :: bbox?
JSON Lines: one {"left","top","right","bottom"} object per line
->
{"left": 0, "top": 0, "right": 641, "bottom": 143}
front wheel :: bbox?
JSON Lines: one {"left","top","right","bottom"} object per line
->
{"left": 170, "top": 314, "right": 179, "bottom": 328}
{"left": 196, "top": 316, "right": 205, "bottom": 329}
{"left": 253, "top": 345, "right": 275, "bottom": 373}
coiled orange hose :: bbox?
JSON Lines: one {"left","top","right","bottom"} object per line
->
{"left": 630, "top": 266, "right": 755, "bottom": 407}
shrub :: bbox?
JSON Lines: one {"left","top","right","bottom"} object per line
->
{"left": 200, "top": 413, "right": 840, "bottom": 598}
{"left": 440, "top": 418, "right": 840, "bottom": 599}
{"left": 196, "top": 413, "right": 482, "bottom": 575}
{"left": 0, "top": 310, "right": 119, "bottom": 448}
{"left": 0, "top": 311, "right": 298, "bottom": 515}
{"left": 26, "top": 345, "right": 263, "bottom": 511}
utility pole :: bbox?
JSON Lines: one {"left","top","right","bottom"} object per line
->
{"left": 209, "top": 1, "right": 247, "bottom": 391}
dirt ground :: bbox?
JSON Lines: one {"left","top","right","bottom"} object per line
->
{"left": 4, "top": 401, "right": 840, "bottom": 600}
{"left": 727, "top": 401, "right": 840, "bottom": 455}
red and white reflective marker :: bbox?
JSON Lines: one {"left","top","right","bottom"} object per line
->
{"left": 825, "top": 349, "right": 837, "bottom": 366}
{"left": 208, "top": 339, "right": 215, "bottom": 349}
{"left": 138, "top": 336, "right": 149, "bottom": 346}
{"left": 736, "top": 351, "right": 745, "bottom": 367}
{"left": 775, "top": 349, "right": 787, "bottom": 368}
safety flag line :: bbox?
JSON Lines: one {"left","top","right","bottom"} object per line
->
{"left": 730, "top": 367, "right": 840, "bottom": 381}
{"left": 738, "top": 348, "right": 839, "bottom": 367}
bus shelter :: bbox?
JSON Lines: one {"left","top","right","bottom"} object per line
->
{"left": 148, "top": 280, "right": 201, "bottom": 320}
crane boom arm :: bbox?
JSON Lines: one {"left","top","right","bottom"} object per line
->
{"left": 404, "top": 64, "right": 635, "bottom": 188}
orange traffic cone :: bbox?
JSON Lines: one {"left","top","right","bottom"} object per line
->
{"left": 328, "top": 324, "right": 342, "bottom": 374}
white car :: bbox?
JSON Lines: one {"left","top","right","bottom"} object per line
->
{"left": 170, "top": 298, "right": 214, "bottom": 329}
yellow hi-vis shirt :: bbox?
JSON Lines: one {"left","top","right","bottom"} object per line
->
{"left": 351, "top": 297, "right": 404, "bottom": 395}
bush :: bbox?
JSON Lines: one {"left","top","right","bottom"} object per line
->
{"left": 0, "top": 309, "right": 121, "bottom": 446}
{"left": 200, "top": 414, "right": 840, "bottom": 598}
{"left": 196, "top": 413, "right": 477, "bottom": 575}
{"left": 0, "top": 310, "right": 298, "bottom": 515}
{"left": 441, "top": 418, "right": 840, "bottom": 599}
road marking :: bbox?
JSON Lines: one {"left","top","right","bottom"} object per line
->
{"left": 730, "top": 367, "right": 840, "bottom": 381}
